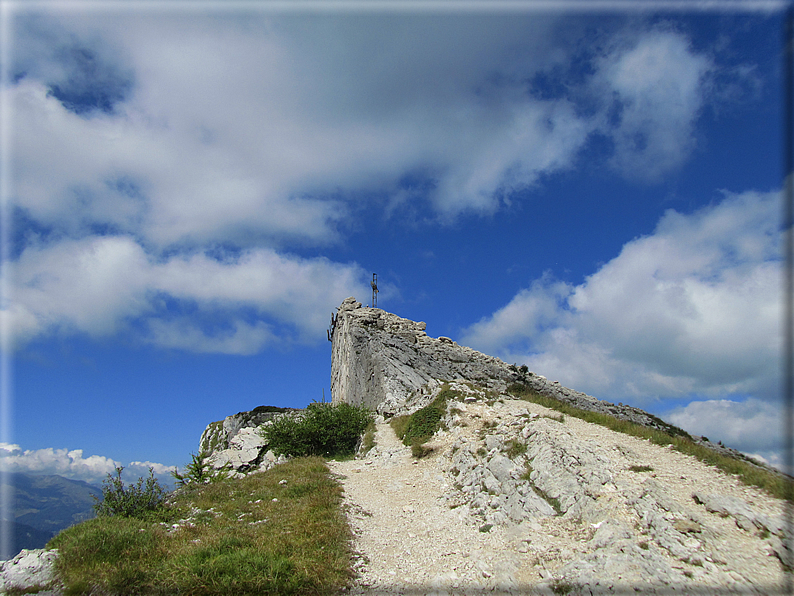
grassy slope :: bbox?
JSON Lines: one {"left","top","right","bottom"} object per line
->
{"left": 48, "top": 457, "right": 352, "bottom": 595}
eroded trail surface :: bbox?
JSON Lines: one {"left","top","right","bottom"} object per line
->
{"left": 327, "top": 394, "right": 788, "bottom": 595}
{"left": 329, "top": 422, "right": 521, "bottom": 594}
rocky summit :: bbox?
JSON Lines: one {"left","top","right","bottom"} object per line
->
{"left": 189, "top": 296, "right": 790, "bottom": 593}
{"left": 9, "top": 298, "right": 789, "bottom": 594}
{"left": 325, "top": 297, "right": 790, "bottom": 594}
{"left": 330, "top": 297, "right": 722, "bottom": 439}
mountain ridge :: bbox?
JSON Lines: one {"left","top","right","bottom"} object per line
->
{"left": 1, "top": 472, "right": 101, "bottom": 560}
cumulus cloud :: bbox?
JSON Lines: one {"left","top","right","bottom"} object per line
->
{"left": 0, "top": 443, "right": 177, "bottom": 486}
{"left": 5, "top": 235, "right": 369, "bottom": 352}
{"left": 0, "top": 442, "right": 119, "bottom": 483}
{"left": 461, "top": 189, "right": 781, "bottom": 404}
{"left": 128, "top": 461, "right": 178, "bottom": 477}
{"left": 666, "top": 399, "right": 784, "bottom": 468}
{"left": 594, "top": 27, "right": 712, "bottom": 180}
{"left": 7, "top": 14, "right": 722, "bottom": 245}
{"left": 4, "top": 14, "right": 750, "bottom": 352}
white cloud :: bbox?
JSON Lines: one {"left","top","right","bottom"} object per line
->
{"left": 593, "top": 27, "right": 712, "bottom": 180}
{"left": 666, "top": 399, "right": 784, "bottom": 468}
{"left": 0, "top": 443, "right": 177, "bottom": 485}
{"left": 461, "top": 274, "right": 573, "bottom": 350}
{"left": 5, "top": 235, "right": 370, "bottom": 352}
{"left": 4, "top": 15, "right": 748, "bottom": 352}
{"left": 7, "top": 14, "right": 721, "bottom": 246}
{"left": 461, "top": 189, "right": 781, "bottom": 404}
{"left": 128, "top": 461, "right": 177, "bottom": 477}
{"left": 0, "top": 442, "right": 119, "bottom": 484}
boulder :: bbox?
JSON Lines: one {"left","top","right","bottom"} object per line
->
{"left": 0, "top": 549, "right": 60, "bottom": 594}
{"left": 197, "top": 407, "right": 296, "bottom": 478}
{"left": 199, "top": 405, "right": 295, "bottom": 456}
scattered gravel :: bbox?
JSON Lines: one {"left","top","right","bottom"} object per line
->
{"left": 328, "top": 396, "right": 789, "bottom": 595}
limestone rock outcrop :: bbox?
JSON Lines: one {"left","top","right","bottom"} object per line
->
{"left": 198, "top": 406, "right": 294, "bottom": 478}
{"left": 330, "top": 297, "right": 516, "bottom": 415}
{"left": 330, "top": 297, "right": 709, "bottom": 439}
{"left": 199, "top": 405, "right": 294, "bottom": 455}
{"left": 339, "top": 381, "right": 788, "bottom": 593}
{"left": 0, "top": 549, "right": 61, "bottom": 595}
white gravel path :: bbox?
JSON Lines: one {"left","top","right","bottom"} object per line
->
{"left": 327, "top": 399, "right": 788, "bottom": 595}
{"left": 329, "top": 421, "right": 526, "bottom": 594}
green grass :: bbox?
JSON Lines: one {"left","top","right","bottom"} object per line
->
{"left": 628, "top": 465, "right": 654, "bottom": 473}
{"left": 48, "top": 457, "right": 352, "bottom": 595}
{"left": 361, "top": 420, "right": 376, "bottom": 455}
{"left": 505, "top": 439, "right": 527, "bottom": 459}
{"left": 4, "top": 585, "right": 58, "bottom": 596}
{"left": 551, "top": 581, "right": 577, "bottom": 595}
{"left": 390, "top": 385, "right": 460, "bottom": 454}
{"left": 533, "top": 485, "right": 562, "bottom": 515}
{"left": 411, "top": 439, "right": 434, "bottom": 458}
{"left": 389, "top": 414, "right": 410, "bottom": 441}
{"left": 507, "top": 383, "right": 792, "bottom": 500}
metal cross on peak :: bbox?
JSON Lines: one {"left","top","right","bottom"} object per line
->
{"left": 371, "top": 273, "right": 379, "bottom": 309}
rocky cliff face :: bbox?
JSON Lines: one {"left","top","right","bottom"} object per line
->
{"left": 198, "top": 297, "right": 776, "bottom": 481}
{"left": 330, "top": 297, "right": 517, "bottom": 415}
{"left": 330, "top": 298, "right": 698, "bottom": 438}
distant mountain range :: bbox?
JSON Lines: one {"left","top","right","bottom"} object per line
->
{"left": 1, "top": 472, "right": 102, "bottom": 560}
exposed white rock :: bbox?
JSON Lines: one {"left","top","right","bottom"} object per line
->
{"left": 197, "top": 406, "right": 297, "bottom": 478}
{"left": 331, "top": 392, "right": 787, "bottom": 594}
{"left": 330, "top": 297, "right": 514, "bottom": 415}
{"left": 693, "top": 491, "right": 785, "bottom": 536}
{"left": 204, "top": 426, "right": 289, "bottom": 479}
{"left": 199, "top": 405, "right": 295, "bottom": 456}
{"left": 329, "top": 296, "right": 778, "bottom": 468}
{"left": 0, "top": 549, "right": 61, "bottom": 594}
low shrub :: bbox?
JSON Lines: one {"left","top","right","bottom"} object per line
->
{"left": 172, "top": 452, "right": 231, "bottom": 486}
{"left": 361, "top": 420, "right": 377, "bottom": 455}
{"left": 394, "top": 388, "right": 457, "bottom": 448}
{"left": 262, "top": 402, "right": 372, "bottom": 458}
{"left": 402, "top": 400, "right": 444, "bottom": 444}
{"left": 389, "top": 415, "right": 410, "bottom": 440}
{"left": 93, "top": 466, "right": 167, "bottom": 519}
{"left": 411, "top": 439, "right": 433, "bottom": 458}
{"left": 505, "top": 439, "right": 527, "bottom": 459}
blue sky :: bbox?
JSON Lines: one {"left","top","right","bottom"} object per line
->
{"left": 0, "top": 2, "right": 788, "bottom": 486}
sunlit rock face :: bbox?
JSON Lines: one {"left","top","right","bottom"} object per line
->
{"left": 329, "top": 297, "right": 517, "bottom": 416}
{"left": 198, "top": 406, "right": 295, "bottom": 478}
{"left": 329, "top": 297, "right": 686, "bottom": 437}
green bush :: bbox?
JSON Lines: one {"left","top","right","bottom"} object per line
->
{"left": 263, "top": 402, "right": 372, "bottom": 458}
{"left": 172, "top": 452, "right": 232, "bottom": 486}
{"left": 395, "top": 388, "right": 457, "bottom": 448}
{"left": 93, "top": 466, "right": 167, "bottom": 519}
{"left": 361, "top": 421, "right": 376, "bottom": 454}
{"left": 403, "top": 401, "right": 444, "bottom": 444}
